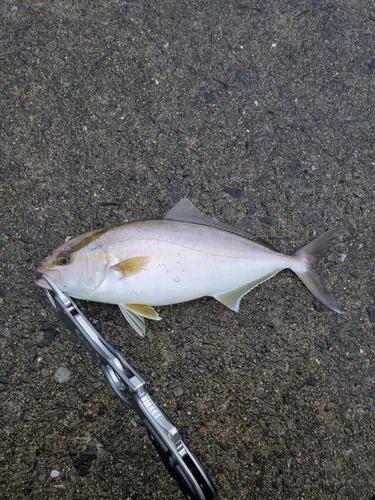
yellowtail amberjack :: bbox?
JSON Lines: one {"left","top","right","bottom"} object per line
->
{"left": 36, "top": 198, "right": 345, "bottom": 336}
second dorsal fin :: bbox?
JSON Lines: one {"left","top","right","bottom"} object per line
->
{"left": 164, "top": 198, "right": 276, "bottom": 250}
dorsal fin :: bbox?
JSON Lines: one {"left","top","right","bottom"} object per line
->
{"left": 164, "top": 198, "right": 277, "bottom": 250}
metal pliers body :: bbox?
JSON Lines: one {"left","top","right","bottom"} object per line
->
{"left": 41, "top": 274, "right": 218, "bottom": 500}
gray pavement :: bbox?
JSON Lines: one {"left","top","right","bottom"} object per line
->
{"left": 1, "top": 1, "right": 374, "bottom": 499}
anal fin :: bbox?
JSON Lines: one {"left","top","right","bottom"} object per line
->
{"left": 118, "top": 304, "right": 161, "bottom": 337}
{"left": 213, "top": 270, "right": 281, "bottom": 312}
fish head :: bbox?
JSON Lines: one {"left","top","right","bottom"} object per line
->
{"left": 35, "top": 229, "right": 110, "bottom": 296}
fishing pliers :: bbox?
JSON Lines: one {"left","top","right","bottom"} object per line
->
{"left": 41, "top": 274, "right": 218, "bottom": 500}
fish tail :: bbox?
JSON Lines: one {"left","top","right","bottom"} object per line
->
{"left": 292, "top": 227, "right": 346, "bottom": 313}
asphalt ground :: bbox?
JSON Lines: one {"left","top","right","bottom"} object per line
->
{"left": 1, "top": 1, "right": 375, "bottom": 499}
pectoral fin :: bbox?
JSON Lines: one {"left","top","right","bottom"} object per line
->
{"left": 118, "top": 304, "right": 161, "bottom": 337}
{"left": 111, "top": 256, "right": 150, "bottom": 277}
{"left": 213, "top": 270, "right": 281, "bottom": 312}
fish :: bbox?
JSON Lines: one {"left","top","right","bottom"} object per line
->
{"left": 36, "top": 197, "right": 345, "bottom": 337}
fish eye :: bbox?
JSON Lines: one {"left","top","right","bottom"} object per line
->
{"left": 56, "top": 252, "right": 71, "bottom": 266}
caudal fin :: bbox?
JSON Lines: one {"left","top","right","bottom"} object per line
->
{"left": 293, "top": 227, "right": 346, "bottom": 313}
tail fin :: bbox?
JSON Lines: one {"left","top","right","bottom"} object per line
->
{"left": 293, "top": 227, "right": 346, "bottom": 313}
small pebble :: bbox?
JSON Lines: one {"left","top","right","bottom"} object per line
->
{"left": 209, "top": 324, "right": 221, "bottom": 333}
{"left": 55, "top": 366, "right": 71, "bottom": 383}
{"left": 173, "top": 387, "right": 184, "bottom": 397}
{"left": 254, "top": 135, "right": 268, "bottom": 143}
{"left": 11, "top": 6, "right": 18, "bottom": 16}
{"left": 146, "top": 330, "right": 154, "bottom": 342}
{"left": 341, "top": 253, "right": 347, "bottom": 262}
{"left": 2, "top": 328, "right": 11, "bottom": 338}
{"left": 243, "top": 217, "right": 252, "bottom": 228}
{"left": 45, "top": 40, "right": 57, "bottom": 51}
{"left": 367, "top": 309, "right": 375, "bottom": 323}
{"left": 38, "top": 474, "right": 46, "bottom": 481}
{"left": 355, "top": 190, "right": 365, "bottom": 199}
{"left": 287, "top": 458, "right": 292, "bottom": 469}
{"left": 50, "top": 470, "right": 60, "bottom": 478}
{"left": 345, "top": 448, "right": 352, "bottom": 456}
{"left": 173, "top": 68, "right": 184, "bottom": 79}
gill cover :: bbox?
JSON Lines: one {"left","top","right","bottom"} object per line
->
{"left": 42, "top": 231, "right": 110, "bottom": 294}
{"left": 72, "top": 238, "right": 109, "bottom": 292}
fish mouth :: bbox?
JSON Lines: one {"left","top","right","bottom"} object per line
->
{"left": 35, "top": 276, "right": 52, "bottom": 290}
{"left": 35, "top": 268, "right": 60, "bottom": 290}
